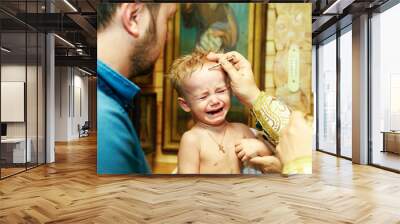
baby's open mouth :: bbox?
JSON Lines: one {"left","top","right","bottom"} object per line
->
{"left": 207, "top": 107, "right": 224, "bottom": 115}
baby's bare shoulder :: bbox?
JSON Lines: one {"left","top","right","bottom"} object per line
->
{"left": 229, "top": 122, "right": 255, "bottom": 137}
{"left": 229, "top": 122, "right": 251, "bottom": 130}
{"left": 181, "top": 129, "right": 201, "bottom": 144}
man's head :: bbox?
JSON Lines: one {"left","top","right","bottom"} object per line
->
{"left": 170, "top": 51, "right": 231, "bottom": 126}
{"left": 97, "top": 3, "right": 176, "bottom": 78}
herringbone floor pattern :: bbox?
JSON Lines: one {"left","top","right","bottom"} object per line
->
{"left": 1, "top": 135, "right": 400, "bottom": 223}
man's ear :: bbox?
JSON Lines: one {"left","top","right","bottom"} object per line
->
{"left": 120, "top": 3, "right": 143, "bottom": 38}
{"left": 178, "top": 97, "right": 191, "bottom": 112}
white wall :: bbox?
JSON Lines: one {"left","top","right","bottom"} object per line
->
{"left": 72, "top": 72, "right": 89, "bottom": 138}
{"left": 54, "top": 67, "right": 89, "bottom": 141}
{"left": 55, "top": 66, "right": 69, "bottom": 141}
{"left": 1, "top": 65, "right": 38, "bottom": 138}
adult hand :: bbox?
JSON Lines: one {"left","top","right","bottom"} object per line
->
{"left": 207, "top": 51, "right": 260, "bottom": 107}
{"left": 275, "top": 111, "right": 312, "bottom": 166}
{"left": 249, "top": 156, "right": 282, "bottom": 173}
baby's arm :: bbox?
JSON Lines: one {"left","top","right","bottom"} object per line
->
{"left": 178, "top": 131, "right": 200, "bottom": 174}
{"left": 235, "top": 124, "right": 273, "bottom": 162}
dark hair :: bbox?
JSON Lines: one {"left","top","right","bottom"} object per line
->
{"left": 97, "top": 3, "right": 161, "bottom": 31}
{"left": 97, "top": 3, "right": 120, "bottom": 30}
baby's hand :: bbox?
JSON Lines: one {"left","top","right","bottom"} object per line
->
{"left": 235, "top": 138, "right": 266, "bottom": 162}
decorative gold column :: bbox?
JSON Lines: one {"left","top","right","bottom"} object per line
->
{"left": 265, "top": 4, "right": 313, "bottom": 118}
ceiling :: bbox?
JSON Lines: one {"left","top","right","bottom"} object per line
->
{"left": 0, "top": 0, "right": 395, "bottom": 74}
{"left": 311, "top": 0, "right": 390, "bottom": 43}
{"left": 0, "top": 0, "right": 98, "bottom": 74}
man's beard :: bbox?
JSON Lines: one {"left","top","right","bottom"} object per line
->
{"left": 129, "top": 17, "right": 158, "bottom": 78}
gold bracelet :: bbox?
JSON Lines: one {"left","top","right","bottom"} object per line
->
{"left": 282, "top": 156, "right": 312, "bottom": 175}
{"left": 251, "top": 91, "right": 291, "bottom": 146}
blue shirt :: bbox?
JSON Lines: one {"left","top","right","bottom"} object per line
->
{"left": 97, "top": 60, "right": 151, "bottom": 174}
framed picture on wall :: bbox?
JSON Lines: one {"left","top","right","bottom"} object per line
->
{"left": 131, "top": 73, "right": 154, "bottom": 87}
{"left": 163, "top": 3, "right": 265, "bottom": 151}
{"left": 139, "top": 92, "right": 157, "bottom": 155}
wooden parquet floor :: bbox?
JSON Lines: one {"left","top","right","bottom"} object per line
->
{"left": 1, "top": 135, "right": 400, "bottom": 223}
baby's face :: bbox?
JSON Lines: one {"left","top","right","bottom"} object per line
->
{"left": 181, "top": 62, "right": 231, "bottom": 126}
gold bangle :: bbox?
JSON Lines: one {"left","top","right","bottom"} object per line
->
{"left": 251, "top": 91, "right": 291, "bottom": 146}
{"left": 282, "top": 156, "right": 312, "bottom": 175}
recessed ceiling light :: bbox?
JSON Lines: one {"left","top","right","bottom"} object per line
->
{"left": 323, "top": 0, "right": 354, "bottom": 15}
{"left": 54, "top": 34, "right": 75, "bottom": 48}
{"left": 1, "top": 47, "right": 11, "bottom": 53}
{"left": 78, "top": 67, "right": 92, "bottom": 76}
{"left": 63, "top": 0, "right": 78, "bottom": 12}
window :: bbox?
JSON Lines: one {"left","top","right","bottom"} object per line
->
{"left": 317, "top": 36, "right": 337, "bottom": 155}
{"left": 312, "top": 45, "right": 317, "bottom": 150}
{"left": 370, "top": 2, "right": 400, "bottom": 171}
{"left": 339, "top": 27, "right": 352, "bottom": 158}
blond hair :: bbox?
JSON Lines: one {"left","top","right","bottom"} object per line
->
{"left": 169, "top": 50, "right": 213, "bottom": 96}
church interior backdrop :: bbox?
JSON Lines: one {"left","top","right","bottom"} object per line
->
{"left": 132, "top": 3, "right": 312, "bottom": 173}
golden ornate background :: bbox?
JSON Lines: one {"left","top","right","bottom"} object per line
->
{"left": 264, "top": 4, "right": 313, "bottom": 117}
